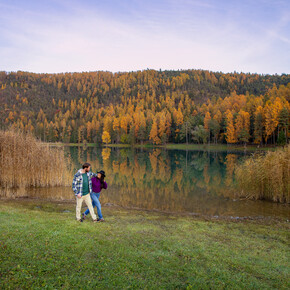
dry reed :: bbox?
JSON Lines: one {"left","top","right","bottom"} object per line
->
{"left": 235, "top": 145, "right": 290, "bottom": 203}
{"left": 0, "top": 129, "right": 73, "bottom": 190}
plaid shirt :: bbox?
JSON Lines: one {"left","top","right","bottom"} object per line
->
{"left": 72, "top": 169, "right": 98, "bottom": 196}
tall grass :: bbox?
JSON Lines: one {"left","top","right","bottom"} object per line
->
{"left": 235, "top": 145, "right": 290, "bottom": 203}
{"left": 0, "top": 129, "right": 72, "bottom": 191}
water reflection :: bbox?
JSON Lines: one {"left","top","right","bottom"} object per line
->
{"left": 2, "top": 147, "right": 289, "bottom": 219}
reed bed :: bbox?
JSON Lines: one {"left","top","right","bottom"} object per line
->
{"left": 235, "top": 145, "right": 290, "bottom": 203}
{"left": 0, "top": 129, "right": 72, "bottom": 191}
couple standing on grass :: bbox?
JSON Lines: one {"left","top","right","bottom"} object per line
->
{"left": 72, "top": 163, "right": 107, "bottom": 222}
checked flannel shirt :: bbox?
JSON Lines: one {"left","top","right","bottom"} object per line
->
{"left": 72, "top": 169, "right": 98, "bottom": 196}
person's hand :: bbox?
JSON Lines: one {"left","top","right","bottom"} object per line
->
{"left": 77, "top": 193, "right": 82, "bottom": 199}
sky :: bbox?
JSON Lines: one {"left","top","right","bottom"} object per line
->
{"left": 0, "top": 0, "right": 289, "bottom": 74}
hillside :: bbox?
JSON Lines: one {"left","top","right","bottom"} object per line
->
{"left": 0, "top": 70, "right": 289, "bottom": 145}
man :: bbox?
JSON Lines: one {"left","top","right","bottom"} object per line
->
{"left": 72, "top": 162, "right": 97, "bottom": 222}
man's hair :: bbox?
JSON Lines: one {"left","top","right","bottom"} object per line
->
{"left": 82, "top": 163, "right": 91, "bottom": 169}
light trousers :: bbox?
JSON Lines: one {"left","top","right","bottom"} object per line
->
{"left": 84, "top": 192, "right": 103, "bottom": 219}
{"left": 76, "top": 194, "right": 97, "bottom": 221}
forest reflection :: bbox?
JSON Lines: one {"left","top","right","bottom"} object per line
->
{"left": 9, "top": 146, "right": 288, "bottom": 218}
{"left": 68, "top": 147, "right": 244, "bottom": 214}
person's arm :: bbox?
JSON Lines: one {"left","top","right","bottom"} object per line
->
{"left": 72, "top": 173, "right": 79, "bottom": 196}
{"left": 89, "top": 171, "right": 98, "bottom": 178}
{"left": 90, "top": 171, "right": 98, "bottom": 178}
{"left": 103, "top": 181, "right": 108, "bottom": 189}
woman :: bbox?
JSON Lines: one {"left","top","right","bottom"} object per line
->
{"left": 82, "top": 170, "right": 107, "bottom": 222}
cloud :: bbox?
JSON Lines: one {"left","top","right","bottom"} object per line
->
{"left": 0, "top": 0, "right": 289, "bottom": 74}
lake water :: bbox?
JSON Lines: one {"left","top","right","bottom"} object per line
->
{"left": 3, "top": 146, "right": 289, "bottom": 220}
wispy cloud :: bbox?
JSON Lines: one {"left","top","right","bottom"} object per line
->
{"left": 0, "top": 0, "right": 289, "bottom": 74}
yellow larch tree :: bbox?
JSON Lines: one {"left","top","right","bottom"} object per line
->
{"left": 120, "top": 115, "right": 128, "bottom": 134}
{"left": 158, "top": 111, "right": 167, "bottom": 143}
{"left": 225, "top": 110, "right": 237, "bottom": 144}
{"left": 235, "top": 110, "right": 250, "bottom": 143}
{"left": 102, "top": 131, "right": 111, "bottom": 144}
{"left": 149, "top": 118, "right": 161, "bottom": 145}
{"left": 264, "top": 98, "right": 282, "bottom": 143}
{"left": 254, "top": 106, "right": 264, "bottom": 144}
{"left": 204, "top": 112, "right": 211, "bottom": 131}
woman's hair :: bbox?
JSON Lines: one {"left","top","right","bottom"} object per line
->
{"left": 98, "top": 174, "right": 105, "bottom": 189}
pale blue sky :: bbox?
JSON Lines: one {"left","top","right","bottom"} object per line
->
{"left": 0, "top": 0, "right": 289, "bottom": 74}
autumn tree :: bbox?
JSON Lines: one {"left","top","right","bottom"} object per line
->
{"left": 112, "top": 117, "right": 121, "bottom": 143}
{"left": 264, "top": 102, "right": 277, "bottom": 144}
{"left": 158, "top": 112, "right": 167, "bottom": 144}
{"left": 235, "top": 110, "right": 250, "bottom": 144}
{"left": 204, "top": 111, "right": 211, "bottom": 144}
{"left": 225, "top": 110, "right": 237, "bottom": 144}
{"left": 278, "top": 107, "right": 289, "bottom": 142}
{"left": 149, "top": 118, "right": 161, "bottom": 145}
{"left": 102, "top": 131, "right": 111, "bottom": 144}
{"left": 254, "top": 106, "right": 264, "bottom": 144}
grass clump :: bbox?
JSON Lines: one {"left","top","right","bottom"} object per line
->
{"left": 235, "top": 145, "right": 290, "bottom": 203}
{"left": 0, "top": 129, "right": 72, "bottom": 192}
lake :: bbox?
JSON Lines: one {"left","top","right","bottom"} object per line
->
{"left": 3, "top": 146, "right": 289, "bottom": 220}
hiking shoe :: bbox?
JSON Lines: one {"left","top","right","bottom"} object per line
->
{"left": 77, "top": 219, "right": 83, "bottom": 222}
{"left": 97, "top": 218, "right": 105, "bottom": 222}
{"left": 93, "top": 219, "right": 98, "bottom": 223}
{"left": 82, "top": 213, "right": 86, "bottom": 220}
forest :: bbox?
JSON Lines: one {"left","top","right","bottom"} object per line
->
{"left": 0, "top": 69, "right": 289, "bottom": 145}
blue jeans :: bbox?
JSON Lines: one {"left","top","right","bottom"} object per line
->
{"left": 84, "top": 192, "right": 103, "bottom": 219}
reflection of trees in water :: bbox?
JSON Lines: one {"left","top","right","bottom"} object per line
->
{"left": 67, "top": 147, "right": 244, "bottom": 212}
{"left": 149, "top": 150, "right": 158, "bottom": 175}
{"left": 102, "top": 148, "right": 111, "bottom": 161}
{"left": 4, "top": 147, "right": 286, "bottom": 217}
{"left": 212, "top": 156, "right": 222, "bottom": 187}
{"left": 190, "top": 152, "right": 208, "bottom": 171}
{"left": 203, "top": 164, "right": 210, "bottom": 189}
{"left": 224, "top": 154, "right": 238, "bottom": 187}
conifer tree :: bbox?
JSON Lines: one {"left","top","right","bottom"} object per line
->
{"left": 225, "top": 110, "right": 237, "bottom": 144}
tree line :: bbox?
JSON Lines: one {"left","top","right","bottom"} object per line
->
{"left": 0, "top": 69, "right": 289, "bottom": 145}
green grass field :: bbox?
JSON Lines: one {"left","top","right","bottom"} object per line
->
{"left": 0, "top": 200, "right": 289, "bottom": 289}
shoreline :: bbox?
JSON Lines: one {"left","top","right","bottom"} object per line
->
{"left": 1, "top": 197, "right": 288, "bottom": 224}
{"left": 45, "top": 142, "right": 279, "bottom": 152}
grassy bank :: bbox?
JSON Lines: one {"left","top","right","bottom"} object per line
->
{"left": 49, "top": 142, "right": 278, "bottom": 152}
{"left": 48, "top": 142, "right": 101, "bottom": 147}
{"left": 0, "top": 200, "right": 289, "bottom": 289}
{"left": 160, "top": 143, "right": 277, "bottom": 152}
